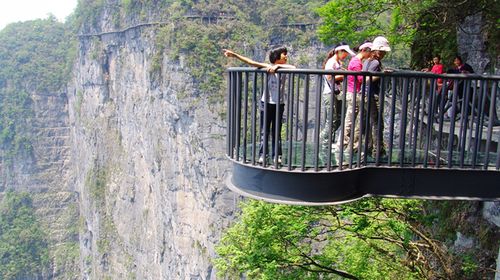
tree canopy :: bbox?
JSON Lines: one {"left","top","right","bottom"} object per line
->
{"left": 214, "top": 199, "right": 497, "bottom": 279}
{"left": 0, "top": 18, "right": 75, "bottom": 165}
{"left": 316, "top": 0, "right": 499, "bottom": 70}
{"left": 0, "top": 192, "right": 49, "bottom": 279}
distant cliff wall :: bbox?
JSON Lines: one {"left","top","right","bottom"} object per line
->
{"left": 69, "top": 17, "right": 238, "bottom": 279}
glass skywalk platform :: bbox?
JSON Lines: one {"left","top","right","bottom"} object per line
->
{"left": 226, "top": 68, "right": 500, "bottom": 204}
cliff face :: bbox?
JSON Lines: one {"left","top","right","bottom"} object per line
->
{"left": 69, "top": 18, "right": 237, "bottom": 279}
{"left": 0, "top": 19, "right": 80, "bottom": 279}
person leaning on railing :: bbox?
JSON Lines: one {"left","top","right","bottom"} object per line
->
{"left": 363, "top": 36, "right": 391, "bottom": 158}
{"left": 223, "top": 48, "right": 296, "bottom": 164}
{"left": 320, "top": 42, "right": 356, "bottom": 151}
{"left": 443, "top": 55, "right": 475, "bottom": 121}
{"left": 341, "top": 41, "right": 373, "bottom": 153}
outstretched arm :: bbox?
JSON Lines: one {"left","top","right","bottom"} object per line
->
{"left": 223, "top": 49, "right": 271, "bottom": 69}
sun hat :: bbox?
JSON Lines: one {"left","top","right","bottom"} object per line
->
{"left": 334, "top": 44, "right": 356, "bottom": 56}
{"left": 358, "top": 42, "right": 373, "bottom": 51}
{"left": 372, "top": 36, "right": 391, "bottom": 52}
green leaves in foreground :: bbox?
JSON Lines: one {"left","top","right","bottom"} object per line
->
{"left": 214, "top": 198, "right": 454, "bottom": 279}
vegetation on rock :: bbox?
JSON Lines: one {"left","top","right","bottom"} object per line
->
{"left": 0, "top": 192, "right": 49, "bottom": 279}
{"left": 0, "top": 17, "right": 75, "bottom": 166}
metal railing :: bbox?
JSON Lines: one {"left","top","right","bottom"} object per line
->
{"left": 227, "top": 67, "right": 500, "bottom": 172}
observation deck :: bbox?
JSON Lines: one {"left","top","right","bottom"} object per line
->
{"left": 226, "top": 67, "right": 500, "bottom": 205}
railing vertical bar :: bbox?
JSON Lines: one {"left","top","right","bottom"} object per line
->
{"left": 273, "top": 73, "right": 282, "bottom": 168}
{"left": 484, "top": 81, "right": 497, "bottom": 169}
{"left": 338, "top": 77, "right": 348, "bottom": 170}
{"left": 407, "top": 79, "right": 416, "bottom": 166}
{"left": 326, "top": 77, "right": 335, "bottom": 171}
{"left": 294, "top": 75, "right": 301, "bottom": 142}
{"left": 375, "top": 76, "right": 386, "bottom": 166}
{"left": 473, "top": 81, "right": 488, "bottom": 168}
{"left": 251, "top": 72, "right": 258, "bottom": 164}
{"left": 418, "top": 78, "right": 428, "bottom": 151}
{"left": 408, "top": 78, "right": 417, "bottom": 166}
{"left": 388, "top": 77, "right": 397, "bottom": 165}
{"left": 363, "top": 75, "right": 372, "bottom": 165}
{"left": 227, "top": 71, "right": 233, "bottom": 158}
{"left": 301, "top": 74, "right": 310, "bottom": 171}
{"left": 360, "top": 75, "right": 367, "bottom": 167}
{"left": 457, "top": 80, "right": 470, "bottom": 151}
{"left": 399, "top": 78, "right": 409, "bottom": 167}
{"left": 423, "top": 79, "right": 436, "bottom": 167}
{"left": 242, "top": 72, "right": 249, "bottom": 163}
{"left": 467, "top": 80, "right": 478, "bottom": 166}
{"left": 235, "top": 72, "right": 242, "bottom": 162}
{"left": 262, "top": 72, "right": 269, "bottom": 167}
{"left": 447, "top": 82, "right": 459, "bottom": 168}
{"left": 313, "top": 75, "right": 322, "bottom": 171}
{"left": 459, "top": 80, "right": 472, "bottom": 167}
{"left": 230, "top": 72, "right": 237, "bottom": 159}
{"left": 287, "top": 73, "right": 295, "bottom": 170}
{"left": 436, "top": 79, "right": 448, "bottom": 168}
{"left": 412, "top": 78, "right": 423, "bottom": 166}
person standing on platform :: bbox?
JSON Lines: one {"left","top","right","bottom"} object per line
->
{"left": 363, "top": 36, "right": 391, "bottom": 158}
{"left": 320, "top": 43, "right": 356, "bottom": 150}
{"left": 342, "top": 41, "right": 373, "bottom": 154}
{"left": 223, "top": 48, "right": 296, "bottom": 164}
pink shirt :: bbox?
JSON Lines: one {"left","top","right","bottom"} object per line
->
{"left": 430, "top": 64, "right": 443, "bottom": 74}
{"left": 347, "top": 56, "right": 363, "bottom": 93}
{"left": 431, "top": 64, "right": 444, "bottom": 84}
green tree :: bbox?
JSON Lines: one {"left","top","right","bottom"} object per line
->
{"left": 214, "top": 199, "right": 465, "bottom": 279}
{"left": 0, "top": 18, "right": 75, "bottom": 165}
{"left": 0, "top": 192, "right": 49, "bottom": 279}
{"left": 316, "top": 0, "right": 499, "bottom": 70}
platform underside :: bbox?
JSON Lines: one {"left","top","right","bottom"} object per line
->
{"left": 229, "top": 162, "right": 500, "bottom": 205}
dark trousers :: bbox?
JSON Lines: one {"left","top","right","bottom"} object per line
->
{"left": 259, "top": 102, "right": 285, "bottom": 158}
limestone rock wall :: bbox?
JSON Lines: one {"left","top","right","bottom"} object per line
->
{"left": 457, "top": 13, "right": 490, "bottom": 74}
{"left": 69, "top": 21, "right": 238, "bottom": 279}
{"left": 0, "top": 85, "right": 79, "bottom": 278}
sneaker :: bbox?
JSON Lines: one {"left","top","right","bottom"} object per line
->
{"left": 258, "top": 156, "right": 264, "bottom": 164}
{"left": 277, "top": 156, "right": 282, "bottom": 164}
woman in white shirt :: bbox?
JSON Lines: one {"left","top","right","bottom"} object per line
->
{"left": 320, "top": 43, "right": 355, "bottom": 150}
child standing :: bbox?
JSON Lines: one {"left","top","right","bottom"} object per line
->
{"left": 223, "top": 48, "right": 296, "bottom": 164}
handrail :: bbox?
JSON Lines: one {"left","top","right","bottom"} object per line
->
{"left": 227, "top": 67, "right": 500, "bottom": 79}
{"left": 227, "top": 67, "right": 500, "bottom": 173}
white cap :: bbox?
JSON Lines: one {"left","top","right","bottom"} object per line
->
{"left": 334, "top": 45, "right": 356, "bottom": 56}
{"left": 372, "top": 36, "right": 391, "bottom": 52}
{"left": 358, "top": 42, "right": 373, "bottom": 51}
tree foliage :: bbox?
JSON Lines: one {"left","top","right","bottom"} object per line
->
{"left": 0, "top": 192, "right": 49, "bottom": 279}
{"left": 316, "top": 0, "right": 499, "bottom": 70}
{"left": 214, "top": 199, "right": 497, "bottom": 279}
{"left": 0, "top": 18, "right": 75, "bottom": 164}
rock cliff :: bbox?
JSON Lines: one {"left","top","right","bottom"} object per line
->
{"left": 69, "top": 14, "right": 237, "bottom": 280}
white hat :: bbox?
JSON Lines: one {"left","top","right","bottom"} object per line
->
{"left": 335, "top": 44, "right": 356, "bottom": 56}
{"left": 358, "top": 42, "right": 373, "bottom": 51}
{"left": 372, "top": 36, "right": 391, "bottom": 52}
